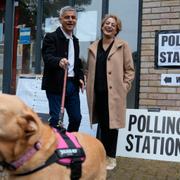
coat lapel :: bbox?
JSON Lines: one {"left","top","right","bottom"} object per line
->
{"left": 108, "top": 38, "right": 124, "bottom": 59}
{"left": 88, "top": 40, "right": 99, "bottom": 59}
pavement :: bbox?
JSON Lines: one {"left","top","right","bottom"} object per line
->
{"left": 107, "top": 157, "right": 180, "bottom": 180}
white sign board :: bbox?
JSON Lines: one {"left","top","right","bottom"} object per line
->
{"left": 16, "top": 75, "right": 49, "bottom": 113}
{"left": 161, "top": 74, "right": 180, "bottom": 86}
{"left": 155, "top": 30, "right": 180, "bottom": 68}
{"left": 117, "top": 109, "right": 180, "bottom": 162}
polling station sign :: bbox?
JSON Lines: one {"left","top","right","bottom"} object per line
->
{"left": 155, "top": 30, "right": 180, "bottom": 68}
{"left": 117, "top": 109, "right": 180, "bottom": 162}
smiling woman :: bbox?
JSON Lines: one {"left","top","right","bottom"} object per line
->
{"left": 86, "top": 14, "right": 135, "bottom": 170}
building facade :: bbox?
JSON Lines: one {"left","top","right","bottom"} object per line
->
{"left": 140, "top": 0, "right": 180, "bottom": 110}
{"left": 1, "top": 0, "right": 180, "bottom": 111}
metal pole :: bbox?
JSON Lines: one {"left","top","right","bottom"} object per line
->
{"left": 11, "top": 5, "right": 19, "bottom": 94}
{"left": 2, "top": 0, "right": 15, "bottom": 94}
{"left": 101, "top": 0, "right": 109, "bottom": 19}
{"left": 69, "top": 0, "right": 75, "bottom": 7}
{"left": 35, "top": 0, "right": 43, "bottom": 74}
{"left": 135, "top": 0, "right": 143, "bottom": 108}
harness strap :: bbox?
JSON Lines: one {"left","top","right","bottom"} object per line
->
{"left": 16, "top": 152, "right": 60, "bottom": 176}
{"left": 70, "top": 158, "right": 83, "bottom": 180}
{"left": 57, "top": 130, "right": 85, "bottom": 180}
{"left": 16, "top": 148, "right": 84, "bottom": 179}
{"left": 60, "top": 132, "right": 77, "bottom": 147}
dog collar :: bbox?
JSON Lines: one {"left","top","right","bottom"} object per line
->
{"left": 9, "top": 141, "right": 42, "bottom": 170}
{"left": 13, "top": 128, "right": 85, "bottom": 178}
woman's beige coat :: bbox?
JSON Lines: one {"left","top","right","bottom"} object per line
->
{"left": 86, "top": 38, "right": 135, "bottom": 129}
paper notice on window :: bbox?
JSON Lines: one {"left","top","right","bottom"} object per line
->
{"left": 76, "top": 11, "right": 97, "bottom": 42}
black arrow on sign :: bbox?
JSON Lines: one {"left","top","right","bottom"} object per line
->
{"left": 164, "top": 77, "right": 172, "bottom": 83}
{"left": 176, "top": 77, "right": 180, "bottom": 83}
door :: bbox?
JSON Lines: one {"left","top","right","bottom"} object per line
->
{"left": 109, "top": 0, "right": 139, "bottom": 108}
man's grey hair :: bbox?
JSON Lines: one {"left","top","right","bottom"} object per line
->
{"left": 58, "top": 6, "right": 77, "bottom": 17}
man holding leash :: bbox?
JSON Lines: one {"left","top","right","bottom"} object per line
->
{"left": 42, "top": 6, "right": 85, "bottom": 132}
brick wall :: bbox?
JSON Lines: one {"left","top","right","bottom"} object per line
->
{"left": 139, "top": 0, "right": 180, "bottom": 110}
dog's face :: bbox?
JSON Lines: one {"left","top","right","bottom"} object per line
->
{"left": 0, "top": 94, "right": 42, "bottom": 163}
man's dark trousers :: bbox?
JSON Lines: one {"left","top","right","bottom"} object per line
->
{"left": 46, "top": 80, "right": 81, "bottom": 132}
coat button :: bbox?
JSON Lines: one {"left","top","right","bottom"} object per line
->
{"left": 109, "top": 86, "right": 112, "bottom": 89}
{"left": 108, "top": 72, "right": 111, "bottom": 75}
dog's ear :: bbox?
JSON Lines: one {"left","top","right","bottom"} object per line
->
{"left": 18, "top": 112, "right": 39, "bottom": 137}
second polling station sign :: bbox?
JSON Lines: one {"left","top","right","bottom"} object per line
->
{"left": 155, "top": 30, "right": 180, "bottom": 68}
{"left": 117, "top": 109, "right": 180, "bottom": 162}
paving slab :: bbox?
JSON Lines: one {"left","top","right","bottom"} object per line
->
{"left": 107, "top": 157, "right": 180, "bottom": 180}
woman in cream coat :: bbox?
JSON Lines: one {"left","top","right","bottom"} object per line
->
{"left": 86, "top": 14, "right": 135, "bottom": 170}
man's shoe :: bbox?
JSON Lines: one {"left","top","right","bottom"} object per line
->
{"left": 106, "top": 157, "right": 116, "bottom": 170}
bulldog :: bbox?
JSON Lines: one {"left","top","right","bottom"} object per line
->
{"left": 0, "top": 94, "right": 106, "bottom": 180}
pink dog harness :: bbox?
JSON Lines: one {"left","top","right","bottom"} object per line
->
{"left": 3, "top": 128, "right": 86, "bottom": 180}
{"left": 53, "top": 128, "right": 85, "bottom": 165}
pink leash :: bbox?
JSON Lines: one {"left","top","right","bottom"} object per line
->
{"left": 58, "top": 68, "right": 67, "bottom": 126}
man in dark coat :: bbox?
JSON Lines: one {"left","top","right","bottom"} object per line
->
{"left": 42, "top": 6, "right": 84, "bottom": 132}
